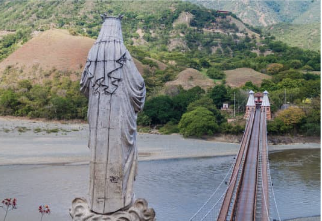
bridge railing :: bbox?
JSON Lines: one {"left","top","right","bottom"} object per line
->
{"left": 189, "top": 111, "right": 256, "bottom": 221}
{"left": 189, "top": 109, "right": 281, "bottom": 221}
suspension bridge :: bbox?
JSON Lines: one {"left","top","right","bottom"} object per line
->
{"left": 189, "top": 91, "right": 281, "bottom": 221}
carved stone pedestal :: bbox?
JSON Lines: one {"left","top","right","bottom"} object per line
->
{"left": 70, "top": 198, "right": 156, "bottom": 221}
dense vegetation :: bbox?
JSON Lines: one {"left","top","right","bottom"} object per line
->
{"left": 0, "top": 77, "right": 87, "bottom": 120}
{"left": 0, "top": 0, "right": 320, "bottom": 137}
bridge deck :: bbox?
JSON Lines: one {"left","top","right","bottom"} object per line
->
{"left": 217, "top": 108, "right": 269, "bottom": 221}
{"left": 235, "top": 109, "right": 260, "bottom": 220}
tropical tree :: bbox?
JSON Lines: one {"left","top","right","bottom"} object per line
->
{"left": 187, "top": 96, "right": 226, "bottom": 125}
{"left": 206, "top": 67, "right": 225, "bottom": 79}
{"left": 273, "top": 106, "right": 305, "bottom": 134}
{"left": 143, "top": 95, "right": 175, "bottom": 124}
{"left": 208, "top": 84, "right": 230, "bottom": 109}
{"left": 178, "top": 107, "right": 219, "bottom": 137}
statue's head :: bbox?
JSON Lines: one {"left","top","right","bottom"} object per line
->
{"left": 97, "top": 14, "right": 124, "bottom": 42}
{"left": 100, "top": 13, "right": 123, "bottom": 21}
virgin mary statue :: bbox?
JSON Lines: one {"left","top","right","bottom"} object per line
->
{"left": 80, "top": 14, "right": 146, "bottom": 214}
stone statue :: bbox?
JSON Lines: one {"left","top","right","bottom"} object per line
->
{"left": 70, "top": 15, "right": 154, "bottom": 220}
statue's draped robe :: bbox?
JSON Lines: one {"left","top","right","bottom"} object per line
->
{"left": 80, "top": 17, "right": 146, "bottom": 214}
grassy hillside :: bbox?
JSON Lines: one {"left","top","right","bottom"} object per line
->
{"left": 224, "top": 68, "right": 271, "bottom": 88}
{"left": 0, "top": 0, "right": 319, "bottom": 137}
{"left": 189, "top": 0, "right": 320, "bottom": 26}
{"left": 265, "top": 23, "right": 320, "bottom": 51}
{"left": 0, "top": 0, "right": 270, "bottom": 91}
{"left": 292, "top": 0, "right": 321, "bottom": 24}
{"left": 0, "top": 1, "right": 320, "bottom": 91}
{"left": 189, "top": 0, "right": 321, "bottom": 51}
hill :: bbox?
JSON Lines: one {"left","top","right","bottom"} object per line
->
{"left": 0, "top": 28, "right": 155, "bottom": 87}
{"left": 0, "top": 0, "right": 319, "bottom": 137}
{"left": 291, "top": 0, "right": 321, "bottom": 24}
{"left": 165, "top": 68, "right": 215, "bottom": 90}
{"left": 265, "top": 23, "right": 320, "bottom": 51}
{"left": 0, "top": 29, "right": 94, "bottom": 85}
{"left": 0, "top": 29, "right": 93, "bottom": 72}
{"left": 224, "top": 68, "right": 271, "bottom": 88}
{"left": 0, "top": 0, "right": 270, "bottom": 89}
{"left": 189, "top": 0, "right": 321, "bottom": 27}
{"left": 0, "top": 0, "right": 319, "bottom": 92}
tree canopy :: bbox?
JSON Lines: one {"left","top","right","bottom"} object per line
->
{"left": 178, "top": 107, "right": 219, "bottom": 137}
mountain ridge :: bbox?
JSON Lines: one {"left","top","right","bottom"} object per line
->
{"left": 188, "top": 0, "right": 321, "bottom": 27}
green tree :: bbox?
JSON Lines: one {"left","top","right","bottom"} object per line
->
{"left": 18, "top": 80, "right": 32, "bottom": 91}
{"left": 302, "top": 65, "right": 314, "bottom": 73}
{"left": 276, "top": 106, "right": 305, "bottom": 134}
{"left": 243, "top": 81, "right": 259, "bottom": 91}
{"left": 267, "top": 63, "right": 284, "bottom": 75}
{"left": 199, "top": 58, "right": 211, "bottom": 68}
{"left": 208, "top": 84, "right": 229, "bottom": 109}
{"left": 171, "top": 86, "right": 205, "bottom": 120}
{"left": 267, "top": 118, "right": 288, "bottom": 135}
{"left": 187, "top": 96, "right": 225, "bottom": 125}
{"left": 300, "top": 97, "right": 320, "bottom": 136}
{"left": 48, "top": 96, "right": 73, "bottom": 119}
{"left": 178, "top": 107, "right": 219, "bottom": 137}
{"left": 0, "top": 90, "right": 18, "bottom": 115}
{"left": 289, "top": 60, "right": 302, "bottom": 69}
{"left": 137, "top": 112, "right": 151, "bottom": 126}
{"left": 143, "top": 95, "right": 175, "bottom": 124}
{"left": 206, "top": 67, "right": 225, "bottom": 79}
{"left": 277, "top": 78, "right": 304, "bottom": 89}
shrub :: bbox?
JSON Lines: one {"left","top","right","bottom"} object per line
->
{"left": 178, "top": 107, "right": 219, "bottom": 137}
{"left": 159, "top": 121, "right": 179, "bottom": 134}
{"left": 144, "top": 96, "right": 175, "bottom": 124}
{"left": 137, "top": 112, "right": 151, "bottom": 126}
{"left": 206, "top": 67, "right": 225, "bottom": 79}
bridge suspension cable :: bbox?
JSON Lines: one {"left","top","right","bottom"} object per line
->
{"left": 189, "top": 161, "right": 235, "bottom": 221}
{"left": 200, "top": 160, "right": 244, "bottom": 221}
{"left": 189, "top": 115, "right": 254, "bottom": 221}
{"left": 189, "top": 110, "right": 282, "bottom": 221}
{"left": 259, "top": 110, "right": 271, "bottom": 220}
{"left": 267, "top": 154, "right": 282, "bottom": 221}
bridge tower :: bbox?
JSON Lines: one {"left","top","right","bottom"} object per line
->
{"left": 244, "top": 90, "right": 255, "bottom": 119}
{"left": 261, "top": 90, "right": 271, "bottom": 120}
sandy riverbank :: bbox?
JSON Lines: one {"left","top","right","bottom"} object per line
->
{"left": 0, "top": 116, "right": 320, "bottom": 165}
{"left": 1, "top": 116, "right": 320, "bottom": 145}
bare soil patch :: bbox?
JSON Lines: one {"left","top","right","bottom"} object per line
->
{"left": 0, "top": 29, "right": 94, "bottom": 81}
{"left": 173, "top": 11, "right": 193, "bottom": 27}
{"left": 165, "top": 68, "right": 215, "bottom": 90}
{"left": 133, "top": 58, "right": 146, "bottom": 75}
{"left": 146, "top": 57, "right": 167, "bottom": 70}
{"left": 224, "top": 68, "right": 271, "bottom": 88}
{"left": 168, "top": 38, "right": 188, "bottom": 51}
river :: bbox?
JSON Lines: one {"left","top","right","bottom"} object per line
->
{"left": 0, "top": 120, "right": 320, "bottom": 221}
{"left": 0, "top": 150, "right": 320, "bottom": 220}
